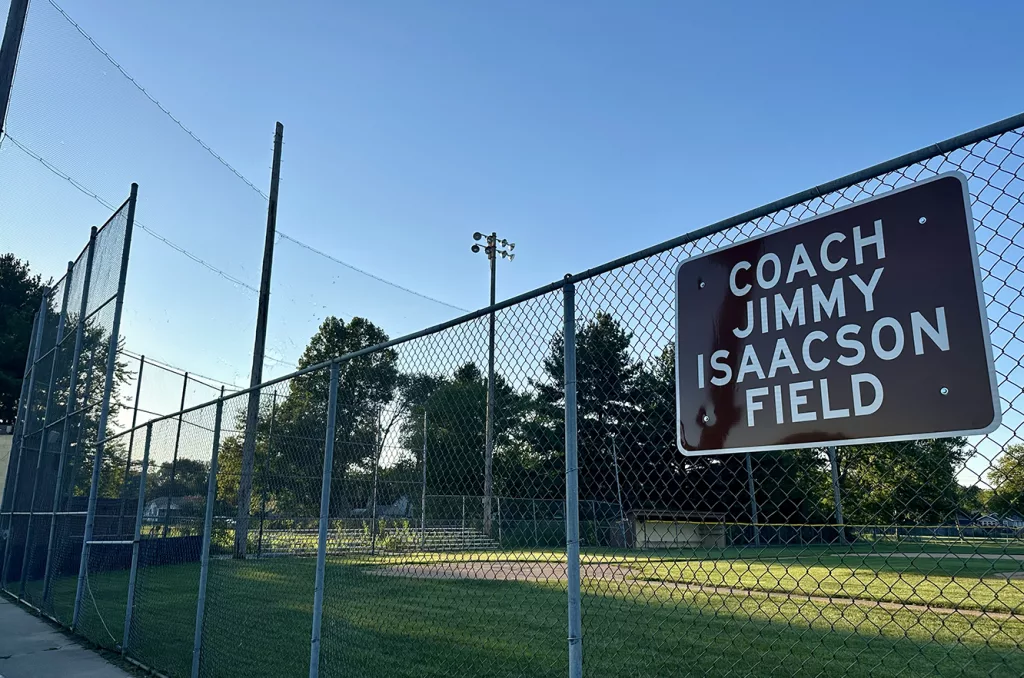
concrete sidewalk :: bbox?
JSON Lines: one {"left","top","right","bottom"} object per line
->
{"left": 0, "top": 596, "right": 133, "bottom": 678}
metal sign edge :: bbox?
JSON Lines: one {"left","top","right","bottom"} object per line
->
{"left": 673, "top": 171, "right": 1002, "bottom": 457}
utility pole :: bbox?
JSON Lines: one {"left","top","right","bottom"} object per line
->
{"left": 0, "top": 0, "right": 29, "bottom": 135}
{"left": 236, "top": 122, "right": 284, "bottom": 559}
{"left": 471, "top": 231, "right": 514, "bottom": 537}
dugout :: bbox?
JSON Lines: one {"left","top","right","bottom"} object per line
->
{"left": 629, "top": 510, "right": 726, "bottom": 549}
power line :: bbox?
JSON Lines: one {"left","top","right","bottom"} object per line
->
{"left": 120, "top": 348, "right": 246, "bottom": 391}
{"left": 46, "top": 0, "right": 268, "bottom": 201}
{"left": 4, "top": 132, "right": 359, "bottom": 337}
{"left": 2, "top": 133, "right": 260, "bottom": 294}
{"left": 277, "top": 232, "right": 470, "bottom": 313}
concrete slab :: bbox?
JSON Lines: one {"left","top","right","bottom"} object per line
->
{"left": 0, "top": 597, "right": 133, "bottom": 678}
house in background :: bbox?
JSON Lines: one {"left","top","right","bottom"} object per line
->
{"left": 1002, "top": 513, "right": 1024, "bottom": 529}
{"left": 977, "top": 514, "right": 1002, "bottom": 528}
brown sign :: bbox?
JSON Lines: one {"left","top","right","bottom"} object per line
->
{"left": 675, "top": 173, "right": 999, "bottom": 456}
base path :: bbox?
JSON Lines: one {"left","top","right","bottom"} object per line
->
{"left": 0, "top": 596, "right": 133, "bottom": 678}
{"left": 884, "top": 552, "right": 1024, "bottom": 561}
{"left": 371, "top": 561, "right": 1024, "bottom": 622}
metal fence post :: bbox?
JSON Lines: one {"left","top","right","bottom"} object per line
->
{"left": 612, "top": 437, "right": 627, "bottom": 548}
{"left": 0, "top": 309, "right": 37, "bottom": 528}
{"left": 0, "top": 369, "right": 29, "bottom": 586}
{"left": 563, "top": 280, "right": 583, "bottom": 678}
{"left": 191, "top": 394, "right": 225, "bottom": 678}
{"left": 0, "top": 298, "right": 45, "bottom": 590}
{"left": 42, "top": 227, "right": 98, "bottom": 604}
{"left": 745, "top": 452, "right": 760, "bottom": 547}
{"left": 370, "top": 412, "right": 381, "bottom": 556}
{"left": 828, "top": 446, "right": 847, "bottom": 545}
{"left": 309, "top": 362, "right": 339, "bottom": 678}
{"left": 122, "top": 423, "right": 152, "bottom": 653}
{"left": 74, "top": 183, "right": 137, "bottom": 630}
{"left": 497, "top": 495, "right": 502, "bottom": 546}
{"left": 163, "top": 372, "right": 190, "bottom": 538}
{"left": 257, "top": 391, "right": 277, "bottom": 559}
{"left": 532, "top": 498, "right": 538, "bottom": 547}
{"left": 19, "top": 264, "right": 75, "bottom": 594}
{"left": 420, "top": 410, "right": 427, "bottom": 549}
{"left": 116, "top": 355, "right": 145, "bottom": 538}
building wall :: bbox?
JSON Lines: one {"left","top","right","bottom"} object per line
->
{"left": 635, "top": 520, "right": 726, "bottom": 549}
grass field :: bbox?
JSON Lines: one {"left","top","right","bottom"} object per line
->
{"left": 32, "top": 542, "right": 1024, "bottom": 678}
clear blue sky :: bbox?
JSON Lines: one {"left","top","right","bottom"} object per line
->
{"left": 3, "top": 0, "right": 1024, "bottom": 417}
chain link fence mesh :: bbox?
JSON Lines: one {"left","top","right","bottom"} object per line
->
{"left": 1, "top": 194, "right": 133, "bottom": 632}
{"left": 5, "top": 116, "right": 1024, "bottom": 678}
{"left": 571, "top": 126, "right": 1024, "bottom": 677}
{"left": 0, "top": 0, "right": 266, "bottom": 386}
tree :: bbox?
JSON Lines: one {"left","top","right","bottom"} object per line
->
{"left": 746, "top": 449, "right": 831, "bottom": 525}
{"left": 68, "top": 330, "right": 132, "bottom": 501}
{"left": 151, "top": 458, "right": 209, "bottom": 498}
{"left": 2, "top": 272, "right": 133, "bottom": 513}
{"left": 988, "top": 445, "right": 1024, "bottom": 516}
{"left": 625, "top": 342, "right": 786, "bottom": 522}
{"left": 835, "top": 437, "right": 970, "bottom": 525}
{"left": 226, "top": 316, "right": 399, "bottom": 519}
{"left": 400, "top": 363, "right": 525, "bottom": 500}
{"left": 957, "top": 484, "right": 991, "bottom": 514}
{"left": 0, "top": 254, "right": 48, "bottom": 422}
{"left": 532, "top": 312, "right": 644, "bottom": 504}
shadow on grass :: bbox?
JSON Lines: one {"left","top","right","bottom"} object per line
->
{"left": 45, "top": 556, "right": 1024, "bottom": 678}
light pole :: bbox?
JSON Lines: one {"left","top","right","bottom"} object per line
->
{"left": 472, "top": 231, "right": 514, "bottom": 536}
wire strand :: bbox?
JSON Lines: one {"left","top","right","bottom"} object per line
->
{"left": 276, "top": 232, "right": 470, "bottom": 313}
{"left": 2, "top": 133, "right": 261, "bottom": 294}
{"left": 46, "top": 0, "right": 269, "bottom": 201}
{"left": 44, "top": 0, "right": 470, "bottom": 315}
{"left": 120, "top": 348, "right": 246, "bottom": 390}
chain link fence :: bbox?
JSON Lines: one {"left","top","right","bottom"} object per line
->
{"left": 1, "top": 186, "right": 136, "bottom": 634}
{"left": 5, "top": 115, "right": 1024, "bottom": 677}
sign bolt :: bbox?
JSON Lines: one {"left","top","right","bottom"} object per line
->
{"left": 701, "top": 414, "right": 710, "bottom": 424}
{"left": 940, "top": 386, "right": 949, "bottom": 396}
{"left": 698, "top": 279, "right": 706, "bottom": 289}
{"left": 919, "top": 216, "right": 927, "bottom": 224}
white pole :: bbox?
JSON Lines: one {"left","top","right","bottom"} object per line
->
{"left": 563, "top": 281, "right": 583, "bottom": 678}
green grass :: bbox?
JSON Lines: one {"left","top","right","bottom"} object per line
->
{"left": 41, "top": 548, "right": 1024, "bottom": 678}
{"left": 639, "top": 555, "right": 1024, "bottom": 614}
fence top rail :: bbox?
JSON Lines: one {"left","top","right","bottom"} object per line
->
{"left": 120, "top": 348, "right": 243, "bottom": 391}
{"left": 99, "top": 110, "right": 1024, "bottom": 447}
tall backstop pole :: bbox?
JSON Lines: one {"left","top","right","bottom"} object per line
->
{"left": 236, "top": 122, "right": 284, "bottom": 559}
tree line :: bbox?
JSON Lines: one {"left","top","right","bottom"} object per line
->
{"left": 214, "top": 313, "right": 1022, "bottom": 526}
{"left": 3, "top": 253, "right": 1021, "bottom": 526}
